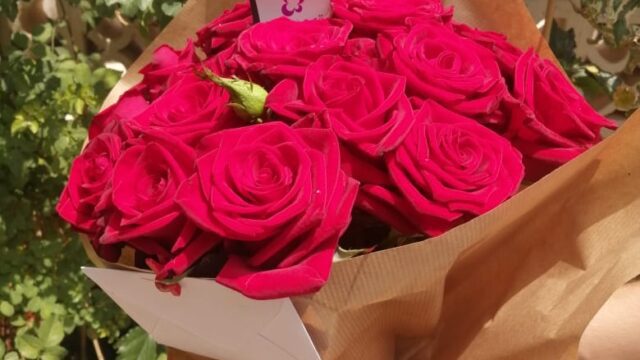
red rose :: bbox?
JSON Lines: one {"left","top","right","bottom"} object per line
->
{"left": 360, "top": 100, "right": 524, "bottom": 236}
{"left": 332, "top": 0, "right": 452, "bottom": 36}
{"left": 175, "top": 122, "right": 358, "bottom": 299}
{"left": 229, "top": 17, "right": 353, "bottom": 83}
{"left": 138, "top": 40, "right": 198, "bottom": 100}
{"left": 510, "top": 50, "right": 617, "bottom": 179}
{"left": 87, "top": 233, "right": 123, "bottom": 263}
{"left": 57, "top": 133, "right": 123, "bottom": 233}
{"left": 89, "top": 41, "right": 200, "bottom": 140}
{"left": 99, "top": 130, "right": 197, "bottom": 262}
{"left": 89, "top": 87, "right": 148, "bottom": 140}
{"left": 196, "top": 2, "right": 253, "bottom": 56}
{"left": 132, "top": 74, "right": 241, "bottom": 146}
{"left": 343, "top": 38, "right": 382, "bottom": 68}
{"left": 268, "top": 55, "right": 414, "bottom": 158}
{"left": 390, "top": 21, "right": 507, "bottom": 126}
{"left": 453, "top": 22, "right": 523, "bottom": 78}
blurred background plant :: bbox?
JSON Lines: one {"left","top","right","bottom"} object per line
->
{"left": 0, "top": 0, "right": 183, "bottom": 359}
{"left": 540, "top": 0, "right": 640, "bottom": 117}
{"left": 0, "top": 0, "right": 637, "bottom": 359}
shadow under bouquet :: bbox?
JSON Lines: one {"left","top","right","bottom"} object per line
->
{"left": 57, "top": 0, "right": 640, "bottom": 359}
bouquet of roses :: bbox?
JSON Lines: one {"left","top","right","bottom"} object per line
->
{"left": 58, "top": 0, "right": 615, "bottom": 301}
{"left": 58, "top": 0, "right": 640, "bottom": 358}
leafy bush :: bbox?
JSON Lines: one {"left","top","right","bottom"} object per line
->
{"left": 0, "top": 1, "right": 183, "bottom": 358}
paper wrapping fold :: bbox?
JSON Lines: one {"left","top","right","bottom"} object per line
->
{"left": 90, "top": 0, "right": 640, "bottom": 359}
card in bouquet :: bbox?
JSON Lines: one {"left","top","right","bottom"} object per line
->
{"left": 250, "top": 0, "right": 332, "bottom": 22}
{"left": 74, "top": 0, "right": 640, "bottom": 359}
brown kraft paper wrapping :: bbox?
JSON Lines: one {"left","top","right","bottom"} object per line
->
{"left": 93, "top": 0, "right": 640, "bottom": 359}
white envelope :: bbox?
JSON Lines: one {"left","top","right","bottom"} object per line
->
{"left": 82, "top": 267, "right": 320, "bottom": 360}
{"left": 252, "top": 0, "right": 332, "bottom": 22}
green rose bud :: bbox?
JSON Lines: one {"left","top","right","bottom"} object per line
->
{"left": 200, "top": 68, "right": 268, "bottom": 123}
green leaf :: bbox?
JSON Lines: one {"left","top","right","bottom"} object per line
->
{"left": 10, "top": 115, "right": 40, "bottom": 135}
{"left": 23, "top": 283, "right": 38, "bottom": 299}
{"left": 573, "top": 73, "right": 608, "bottom": 99}
{"left": 31, "top": 43, "right": 47, "bottom": 59}
{"left": 161, "top": 2, "right": 182, "bottom": 16}
{"left": 32, "top": 23, "right": 54, "bottom": 43}
{"left": 11, "top": 317, "right": 26, "bottom": 327}
{"left": 549, "top": 20, "right": 577, "bottom": 64}
{"left": 0, "top": 301, "right": 15, "bottom": 317}
{"left": 0, "top": 341, "right": 5, "bottom": 357}
{"left": 139, "top": 0, "right": 153, "bottom": 11}
{"left": 11, "top": 32, "right": 30, "bottom": 50}
{"left": 74, "top": 99, "right": 86, "bottom": 115}
{"left": 15, "top": 334, "right": 44, "bottom": 359}
{"left": 119, "top": 0, "right": 141, "bottom": 17}
{"left": 116, "top": 327, "right": 160, "bottom": 360}
{"left": 37, "top": 317, "right": 65, "bottom": 347}
{"left": 0, "top": 0, "right": 18, "bottom": 20}
{"left": 334, "top": 247, "right": 375, "bottom": 262}
{"left": 62, "top": 315, "right": 76, "bottom": 334}
{"left": 25, "top": 297, "right": 41, "bottom": 312}
{"left": 613, "top": 17, "right": 628, "bottom": 45}
{"left": 3, "top": 351, "right": 20, "bottom": 360}
{"left": 40, "top": 345, "right": 67, "bottom": 360}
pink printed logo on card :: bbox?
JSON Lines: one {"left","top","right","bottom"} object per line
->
{"left": 251, "top": 0, "right": 331, "bottom": 22}
{"left": 281, "top": 0, "right": 303, "bottom": 16}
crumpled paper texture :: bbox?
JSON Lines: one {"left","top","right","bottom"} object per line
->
{"left": 94, "top": 0, "right": 640, "bottom": 359}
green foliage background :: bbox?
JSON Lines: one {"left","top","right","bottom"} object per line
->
{"left": 0, "top": 1, "right": 183, "bottom": 359}
{"left": 558, "top": 0, "right": 640, "bottom": 113}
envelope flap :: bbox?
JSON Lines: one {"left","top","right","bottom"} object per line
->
{"left": 83, "top": 267, "right": 320, "bottom": 360}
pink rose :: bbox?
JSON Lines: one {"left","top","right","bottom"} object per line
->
{"left": 510, "top": 50, "right": 617, "bottom": 179}
{"left": 196, "top": 2, "right": 253, "bottom": 56}
{"left": 332, "top": 0, "right": 452, "bottom": 36}
{"left": 268, "top": 55, "right": 414, "bottom": 158}
{"left": 229, "top": 17, "right": 353, "bottom": 83}
{"left": 132, "top": 74, "right": 241, "bottom": 146}
{"left": 57, "top": 133, "right": 123, "bottom": 233}
{"left": 360, "top": 100, "right": 524, "bottom": 236}
{"left": 390, "top": 21, "right": 507, "bottom": 126}
{"left": 175, "top": 122, "right": 359, "bottom": 299}
{"left": 99, "top": 130, "right": 197, "bottom": 263}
